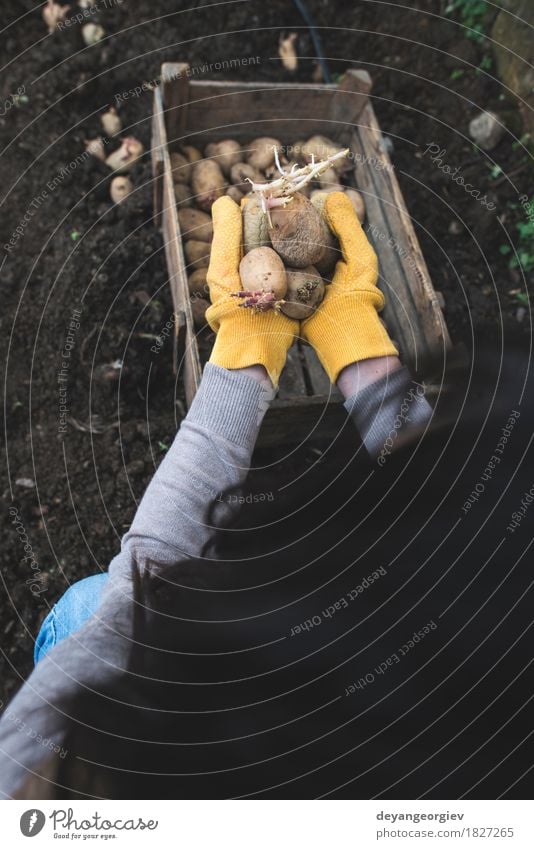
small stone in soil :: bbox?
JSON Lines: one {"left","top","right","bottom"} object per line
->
{"left": 468, "top": 110, "right": 505, "bottom": 151}
{"left": 15, "top": 477, "right": 35, "bottom": 488}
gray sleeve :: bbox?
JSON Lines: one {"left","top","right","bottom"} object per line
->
{"left": 0, "top": 364, "right": 268, "bottom": 798}
{"left": 121, "top": 362, "right": 268, "bottom": 562}
{"left": 343, "top": 366, "right": 433, "bottom": 460}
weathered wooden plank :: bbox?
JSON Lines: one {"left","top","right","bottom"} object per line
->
{"left": 258, "top": 395, "right": 349, "bottom": 448}
{"left": 151, "top": 89, "right": 165, "bottom": 223}
{"left": 161, "top": 62, "right": 190, "bottom": 145}
{"left": 351, "top": 103, "right": 450, "bottom": 371}
{"left": 171, "top": 81, "right": 346, "bottom": 145}
{"left": 159, "top": 104, "right": 202, "bottom": 403}
{"left": 330, "top": 70, "right": 373, "bottom": 143}
{"left": 300, "top": 343, "right": 343, "bottom": 401}
{"left": 277, "top": 343, "right": 307, "bottom": 400}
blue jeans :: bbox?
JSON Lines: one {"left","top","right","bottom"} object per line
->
{"left": 34, "top": 573, "right": 109, "bottom": 665}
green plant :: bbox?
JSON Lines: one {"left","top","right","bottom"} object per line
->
{"left": 500, "top": 201, "right": 534, "bottom": 273}
{"left": 514, "top": 215, "right": 534, "bottom": 272}
{"left": 445, "top": 0, "right": 489, "bottom": 43}
{"left": 450, "top": 68, "right": 464, "bottom": 81}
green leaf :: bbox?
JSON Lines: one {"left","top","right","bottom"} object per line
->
{"left": 499, "top": 245, "right": 511, "bottom": 255}
{"left": 450, "top": 69, "right": 464, "bottom": 80}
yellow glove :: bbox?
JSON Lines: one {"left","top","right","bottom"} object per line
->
{"left": 301, "top": 192, "right": 398, "bottom": 383}
{"left": 205, "top": 197, "right": 297, "bottom": 387}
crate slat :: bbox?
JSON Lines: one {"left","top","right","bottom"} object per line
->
{"left": 277, "top": 344, "right": 307, "bottom": 400}
{"left": 351, "top": 104, "right": 450, "bottom": 372}
{"left": 161, "top": 72, "right": 370, "bottom": 147}
{"left": 300, "top": 344, "right": 343, "bottom": 401}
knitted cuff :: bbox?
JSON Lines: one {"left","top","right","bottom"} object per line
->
{"left": 304, "top": 291, "right": 399, "bottom": 384}
{"left": 188, "top": 363, "right": 271, "bottom": 447}
{"left": 344, "top": 366, "right": 432, "bottom": 459}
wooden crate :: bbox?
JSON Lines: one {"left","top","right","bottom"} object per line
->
{"left": 152, "top": 64, "right": 450, "bottom": 445}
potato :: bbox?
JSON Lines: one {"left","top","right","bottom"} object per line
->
{"left": 205, "top": 140, "right": 243, "bottom": 175}
{"left": 191, "top": 160, "right": 226, "bottom": 211}
{"left": 345, "top": 188, "right": 366, "bottom": 223}
{"left": 239, "top": 247, "right": 287, "bottom": 300}
{"left": 230, "top": 162, "right": 263, "bottom": 193}
{"left": 170, "top": 152, "right": 191, "bottom": 184}
{"left": 317, "top": 166, "right": 343, "bottom": 193}
{"left": 188, "top": 268, "right": 209, "bottom": 299}
{"left": 173, "top": 182, "right": 193, "bottom": 206}
{"left": 302, "top": 135, "right": 351, "bottom": 174}
{"left": 242, "top": 195, "right": 271, "bottom": 254}
{"left": 177, "top": 208, "right": 213, "bottom": 243}
{"left": 280, "top": 266, "right": 325, "bottom": 319}
{"left": 226, "top": 185, "right": 244, "bottom": 203}
{"left": 290, "top": 140, "right": 307, "bottom": 164}
{"left": 297, "top": 184, "right": 311, "bottom": 199}
{"left": 246, "top": 137, "right": 282, "bottom": 171}
{"left": 308, "top": 192, "right": 339, "bottom": 276}
{"left": 110, "top": 176, "right": 132, "bottom": 204}
{"left": 269, "top": 192, "right": 335, "bottom": 269}
{"left": 264, "top": 155, "right": 291, "bottom": 180}
{"left": 190, "top": 298, "right": 210, "bottom": 329}
{"left": 181, "top": 144, "right": 202, "bottom": 163}
{"left": 184, "top": 239, "right": 210, "bottom": 270}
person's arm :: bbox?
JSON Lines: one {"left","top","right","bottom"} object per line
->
{"left": 300, "top": 193, "right": 433, "bottom": 458}
{"left": 121, "top": 362, "right": 270, "bottom": 563}
{"left": 0, "top": 361, "right": 275, "bottom": 798}
{"left": 0, "top": 197, "right": 298, "bottom": 798}
{"left": 338, "top": 356, "right": 433, "bottom": 459}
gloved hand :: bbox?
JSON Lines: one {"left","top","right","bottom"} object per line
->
{"left": 205, "top": 196, "right": 297, "bottom": 387}
{"left": 301, "top": 192, "right": 398, "bottom": 384}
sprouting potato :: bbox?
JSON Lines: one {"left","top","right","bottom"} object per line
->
{"left": 280, "top": 266, "right": 325, "bottom": 319}
{"left": 242, "top": 195, "right": 272, "bottom": 254}
{"left": 239, "top": 247, "right": 287, "bottom": 300}
{"left": 269, "top": 192, "right": 335, "bottom": 269}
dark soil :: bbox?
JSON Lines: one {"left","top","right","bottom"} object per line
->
{"left": 1, "top": 0, "right": 531, "bottom": 708}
